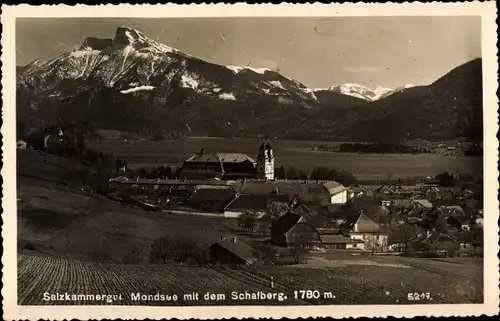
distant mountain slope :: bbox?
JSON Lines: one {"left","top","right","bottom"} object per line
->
{"left": 288, "top": 59, "right": 482, "bottom": 142}
{"left": 17, "top": 27, "right": 320, "bottom": 138}
{"left": 17, "top": 27, "right": 483, "bottom": 143}
{"left": 313, "top": 89, "right": 370, "bottom": 109}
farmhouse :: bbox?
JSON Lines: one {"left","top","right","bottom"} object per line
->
{"left": 184, "top": 187, "right": 237, "bottom": 213}
{"left": 235, "top": 180, "right": 347, "bottom": 205}
{"left": 373, "top": 184, "right": 394, "bottom": 196}
{"left": 347, "top": 185, "right": 366, "bottom": 199}
{"left": 179, "top": 152, "right": 257, "bottom": 180}
{"left": 446, "top": 215, "right": 472, "bottom": 231}
{"left": 414, "top": 232, "right": 460, "bottom": 256}
{"left": 270, "top": 212, "right": 321, "bottom": 247}
{"left": 178, "top": 143, "right": 275, "bottom": 180}
{"left": 209, "top": 236, "right": 256, "bottom": 265}
{"left": 349, "top": 212, "right": 388, "bottom": 252}
{"left": 319, "top": 234, "right": 365, "bottom": 250}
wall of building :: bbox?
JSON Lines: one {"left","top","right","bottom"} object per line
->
{"left": 223, "top": 210, "right": 265, "bottom": 218}
{"left": 350, "top": 233, "right": 388, "bottom": 252}
{"left": 330, "top": 190, "right": 348, "bottom": 204}
{"left": 346, "top": 243, "right": 365, "bottom": 250}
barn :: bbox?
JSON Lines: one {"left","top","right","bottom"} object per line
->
{"left": 270, "top": 212, "right": 321, "bottom": 247}
{"left": 209, "top": 236, "right": 256, "bottom": 265}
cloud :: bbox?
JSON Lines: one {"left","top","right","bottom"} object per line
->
{"left": 341, "top": 65, "right": 380, "bottom": 73}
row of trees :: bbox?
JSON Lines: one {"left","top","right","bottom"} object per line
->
{"left": 22, "top": 122, "right": 126, "bottom": 195}
{"left": 338, "top": 143, "right": 431, "bottom": 154}
{"left": 274, "top": 166, "right": 359, "bottom": 186}
{"left": 129, "top": 165, "right": 182, "bottom": 179}
{"left": 150, "top": 235, "right": 210, "bottom": 266}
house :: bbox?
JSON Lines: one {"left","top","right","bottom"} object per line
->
{"left": 373, "top": 184, "right": 395, "bottom": 196}
{"left": 178, "top": 143, "right": 275, "bottom": 181}
{"left": 349, "top": 212, "right": 388, "bottom": 252}
{"left": 392, "top": 199, "right": 413, "bottom": 210}
{"left": 413, "top": 199, "right": 433, "bottom": 209}
{"left": 381, "top": 199, "right": 392, "bottom": 207}
{"left": 323, "top": 181, "right": 348, "bottom": 204}
{"left": 320, "top": 234, "right": 365, "bottom": 250}
{"left": 184, "top": 187, "right": 237, "bottom": 213}
{"left": 179, "top": 152, "right": 258, "bottom": 180}
{"left": 347, "top": 185, "right": 366, "bottom": 199}
{"left": 235, "top": 180, "right": 347, "bottom": 205}
{"left": 209, "top": 236, "right": 256, "bottom": 265}
{"left": 223, "top": 194, "right": 291, "bottom": 218}
{"left": 446, "top": 215, "right": 472, "bottom": 231}
{"left": 270, "top": 212, "right": 321, "bottom": 247}
{"left": 443, "top": 205, "right": 467, "bottom": 217}
{"left": 392, "top": 186, "right": 414, "bottom": 198}
{"left": 415, "top": 232, "right": 460, "bottom": 256}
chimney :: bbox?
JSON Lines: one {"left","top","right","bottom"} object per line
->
{"left": 232, "top": 237, "right": 237, "bottom": 243}
{"left": 220, "top": 235, "right": 224, "bottom": 241}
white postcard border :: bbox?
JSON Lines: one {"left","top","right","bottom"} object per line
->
{"left": 2, "top": 2, "right": 499, "bottom": 320}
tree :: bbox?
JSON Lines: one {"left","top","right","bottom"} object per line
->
{"left": 172, "top": 236, "right": 197, "bottom": 263}
{"left": 435, "top": 171, "right": 455, "bottom": 187}
{"left": 275, "top": 165, "right": 286, "bottom": 179}
{"left": 252, "top": 243, "right": 277, "bottom": 265}
{"left": 238, "top": 210, "right": 259, "bottom": 232}
{"left": 286, "top": 167, "right": 298, "bottom": 180}
{"left": 149, "top": 235, "right": 203, "bottom": 264}
{"left": 290, "top": 235, "right": 306, "bottom": 264}
{"left": 266, "top": 201, "right": 289, "bottom": 222}
{"left": 456, "top": 229, "right": 474, "bottom": 249}
{"left": 123, "top": 245, "right": 143, "bottom": 264}
{"left": 150, "top": 235, "right": 172, "bottom": 263}
{"left": 388, "top": 224, "right": 417, "bottom": 252}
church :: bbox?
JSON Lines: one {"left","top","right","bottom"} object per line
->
{"left": 178, "top": 143, "right": 275, "bottom": 181}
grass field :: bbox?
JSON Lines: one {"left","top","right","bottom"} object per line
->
{"left": 17, "top": 254, "right": 483, "bottom": 305}
{"left": 17, "top": 184, "right": 239, "bottom": 263}
{"left": 87, "top": 138, "right": 483, "bottom": 180}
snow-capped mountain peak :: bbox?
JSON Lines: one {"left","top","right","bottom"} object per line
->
{"left": 314, "top": 83, "right": 416, "bottom": 101}
{"left": 18, "top": 26, "right": 320, "bottom": 115}
{"left": 328, "top": 83, "right": 391, "bottom": 101}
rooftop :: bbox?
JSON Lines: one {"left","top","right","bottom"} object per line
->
{"left": 320, "top": 234, "right": 364, "bottom": 244}
{"left": 225, "top": 194, "right": 291, "bottom": 212}
{"left": 211, "top": 237, "right": 255, "bottom": 263}
{"left": 186, "top": 153, "right": 256, "bottom": 164}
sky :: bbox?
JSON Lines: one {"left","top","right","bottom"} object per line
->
{"left": 16, "top": 16, "right": 481, "bottom": 89}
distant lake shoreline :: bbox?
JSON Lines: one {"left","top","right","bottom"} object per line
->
{"left": 88, "top": 138, "right": 483, "bottom": 181}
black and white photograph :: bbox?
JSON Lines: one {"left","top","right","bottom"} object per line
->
{"left": 2, "top": 2, "right": 499, "bottom": 320}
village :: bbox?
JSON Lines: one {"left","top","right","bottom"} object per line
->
{"left": 105, "top": 142, "right": 484, "bottom": 265}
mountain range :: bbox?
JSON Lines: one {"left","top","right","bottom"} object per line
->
{"left": 314, "top": 83, "right": 415, "bottom": 102}
{"left": 17, "top": 27, "right": 483, "bottom": 143}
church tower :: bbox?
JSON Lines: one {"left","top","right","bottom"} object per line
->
{"left": 257, "top": 142, "right": 275, "bottom": 180}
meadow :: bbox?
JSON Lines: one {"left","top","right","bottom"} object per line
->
{"left": 17, "top": 254, "right": 483, "bottom": 305}
{"left": 87, "top": 138, "right": 483, "bottom": 181}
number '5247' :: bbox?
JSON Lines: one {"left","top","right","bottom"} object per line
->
{"left": 408, "top": 292, "right": 432, "bottom": 301}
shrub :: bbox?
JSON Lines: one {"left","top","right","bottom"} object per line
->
{"left": 122, "top": 245, "right": 143, "bottom": 264}
{"left": 150, "top": 235, "right": 210, "bottom": 265}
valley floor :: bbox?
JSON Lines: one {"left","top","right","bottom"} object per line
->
{"left": 87, "top": 139, "right": 483, "bottom": 181}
